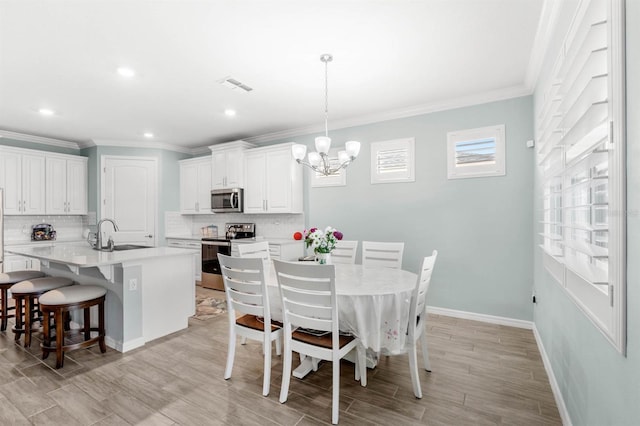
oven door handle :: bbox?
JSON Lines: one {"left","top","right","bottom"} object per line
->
{"left": 202, "top": 241, "right": 231, "bottom": 247}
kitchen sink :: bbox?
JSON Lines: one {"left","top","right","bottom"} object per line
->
{"left": 112, "top": 244, "right": 149, "bottom": 251}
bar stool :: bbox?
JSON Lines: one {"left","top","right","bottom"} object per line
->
{"left": 0, "top": 271, "right": 46, "bottom": 331}
{"left": 39, "top": 285, "right": 107, "bottom": 369}
{"left": 11, "top": 276, "right": 74, "bottom": 347}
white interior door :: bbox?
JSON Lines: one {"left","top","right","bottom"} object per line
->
{"left": 101, "top": 156, "right": 157, "bottom": 246}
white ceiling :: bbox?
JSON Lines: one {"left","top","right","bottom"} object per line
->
{"left": 0, "top": 0, "right": 546, "bottom": 151}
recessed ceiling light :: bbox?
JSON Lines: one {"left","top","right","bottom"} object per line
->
{"left": 117, "top": 67, "right": 136, "bottom": 78}
{"left": 39, "top": 108, "right": 55, "bottom": 116}
{"left": 143, "top": 132, "right": 154, "bottom": 138}
{"left": 224, "top": 109, "right": 237, "bottom": 117}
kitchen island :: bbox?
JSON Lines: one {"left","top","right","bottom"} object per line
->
{"left": 5, "top": 244, "right": 197, "bottom": 352}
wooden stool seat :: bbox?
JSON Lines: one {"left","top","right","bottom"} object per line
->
{"left": 11, "top": 276, "right": 73, "bottom": 347}
{"left": 0, "top": 271, "right": 45, "bottom": 332}
{"left": 39, "top": 285, "right": 107, "bottom": 369}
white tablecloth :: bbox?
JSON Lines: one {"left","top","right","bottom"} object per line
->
{"left": 267, "top": 263, "right": 417, "bottom": 355}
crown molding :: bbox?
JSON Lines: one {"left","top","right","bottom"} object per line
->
{"left": 244, "top": 84, "right": 532, "bottom": 144}
{"left": 82, "top": 139, "right": 196, "bottom": 154}
{"left": 0, "top": 129, "right": 81, "bottom": 150}
{"left": 524, "top": 0, "right": 562, "bottom": 91}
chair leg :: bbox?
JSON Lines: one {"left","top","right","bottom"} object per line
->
{"left": 13, "top": 296, "right": 23, "bottom": 342}
{"left": 224, "top": 326, "right": 236, "bottom": 380}
{"left": 262, "top": 334, "right": 271, "bottom": 396}
{"left": 408, "top": 342, "right": 422, "bottom": 399}
{"left": 332, "top": 354, "right": 340, "bottom": 425}
{"left": 55, "top": 309, "right": 65, "bottom": 369}
{"left": 98, "top": 300, "right": 106, "bottom": 353}
{"left": 1, "top": 288, "right": 8, "bottom": 332}
{"left": 23, "top": 296, "right": 33, "bottom": 348}
{"left": 420, "top": 332, "right": 431, "bottom": 372}
{"left": 279, "top": 343, "right": 292, "bottom": 403}
{"left": 42, "top": 310, "right": 50, "bottom": 360}
{"left": 84, "top": 307, "right": 91, "bottom": 340}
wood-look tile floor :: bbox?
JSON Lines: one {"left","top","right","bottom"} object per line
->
{"left": 0, "top": 287, "right": 561, "bottom": 425}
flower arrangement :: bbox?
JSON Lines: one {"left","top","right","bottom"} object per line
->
{"left": 303, "top": 226, "right": 343, "bottom": 254}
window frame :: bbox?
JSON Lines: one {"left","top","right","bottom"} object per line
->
{"left": 447, "top": 124, "right": 506, "bottom": 180}
{"left": 370, "top": 137, "right": 415, "bottom": 184}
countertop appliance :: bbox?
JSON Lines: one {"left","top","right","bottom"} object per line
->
{"left": 0, "top": 189, "right": 4, "bottom": 272}
{"left": 31, "top": 223, "right": 56, "bottom": 241}
{"left": 201, "top": 223, "right": 255, "bottom": 290}
{"left": 211, "top": 188, "right": 243, "bottom": 213}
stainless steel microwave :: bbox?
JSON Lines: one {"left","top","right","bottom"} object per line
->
{"left": 211, "top": 188, "right": 243, "bottom": 213}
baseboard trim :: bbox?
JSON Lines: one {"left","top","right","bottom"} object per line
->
{"left": 532, "top": 325, "right": 572, "bottom": 426}
{"left": 426, "top": 305, "right": 533, "bottom": 329}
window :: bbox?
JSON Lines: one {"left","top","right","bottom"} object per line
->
{"left": 536, "top": 0, "right": 625, "bottom": 354}
{"left": 447, "top": 125, "right": 505, "bottom": 179}
{"left": 370, "top": 137, "right": 415, "bottom": 184}
{"left": 310, "top": 148, "right": 347, "bottom": 187}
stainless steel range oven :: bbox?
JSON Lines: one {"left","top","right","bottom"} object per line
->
{"left": 201, "top": 223, "right": 255, "bottom": 290}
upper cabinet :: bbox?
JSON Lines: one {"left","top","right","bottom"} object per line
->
{"left": 0, "top": 146, "right": 87, "bottom": 216}
{"left": 0, "top": 147, "right": 46, "bottom": 215}
{"left": 179, "top": 156, "right": 212, "bottom": 214}
{"left": 209, "top": 140, "right": 254, "bottom": 189}
{"left": 45, "top": 155, "right": 88, "bottom": 215}
{"left": 244, "top": 143, "right": 303, "bottom": 214}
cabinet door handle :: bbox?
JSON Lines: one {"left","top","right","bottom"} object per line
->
{"left": 144, "top": 234, "right": 153, "bottom": 238}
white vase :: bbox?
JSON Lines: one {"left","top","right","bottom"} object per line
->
{"left": 315, "top": 252, "right": 332, "bottom": 265}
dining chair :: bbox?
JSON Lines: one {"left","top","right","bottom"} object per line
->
{"left": 405, "top": 250, "right": 438, "bottom": 398}
{"left": 362, "top": 241, "right": 405, "bottom": 269}
{"left": 331, "top": 240, "right": 358, "bottom": 264}
{"left": 273, "top": 260, "right": 366, "bottom": 425}
{"left": 237, "top": 241, "right": 271, "bottom": 262}
{"left": 218, "top": 253, "right": 282, "bottom": 397}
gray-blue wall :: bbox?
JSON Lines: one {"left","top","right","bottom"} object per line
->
{"left": 270, "top": 95, "right": 535, "bottom": 321}
{"left": 532, "top": 1, "right": 640, "bottom": 424}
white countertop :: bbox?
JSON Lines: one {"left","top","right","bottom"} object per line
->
{"left": 231, "top": 237, "right": 301, "bottom": 245}
{"left": 5, "top": 244, "right": 198, "bottom": 268}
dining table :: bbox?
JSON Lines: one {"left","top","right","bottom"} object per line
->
{"left": 266, "top": 262, "right": 418, "bottom": 378}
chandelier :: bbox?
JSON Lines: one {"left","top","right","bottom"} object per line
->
{"left": 291, "top": 54, "right": 361, "bottom": 176}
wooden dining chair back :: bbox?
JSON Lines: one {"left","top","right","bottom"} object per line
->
{"left": 331, "top": 240, "right": 358, "bottom": 264}
{"left": 362, "top": 241, "right": 405, "bottom": 269}
{"left": 218, "top": 253, "right": 282, "bottom": 396}
{"left": 406, "top": 249, "right": 438, "bottom": 398}
{"left": 237, "top": 241, "right": 271, "bottom": 262}
{"left": 273, "top": 260, "right": 366, "bottom": 424}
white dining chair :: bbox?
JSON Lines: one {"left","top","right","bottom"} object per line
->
{"left": 362, "top": 241, "right": 405, "bottom": 269}
{"left": 273, "top": 260, "right": 366, "bottom": 425}
{"left": 237, "top": 241, "right": 271, "bottom": 262}
{"left": 218, "top": 253, "right": 282, "bottom": 397}
{"left": 331, "top": 240, "right": 358, "bottom": 264}
{"left": 404, "top": 250, "right": 438, "bottom": 398}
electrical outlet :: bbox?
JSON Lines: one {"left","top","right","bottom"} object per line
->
{"left": 129, "top": 278, "right": 138, "bottom": 291}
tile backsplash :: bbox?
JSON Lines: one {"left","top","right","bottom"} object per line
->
{"left": 166, "top": 212, "right": 305, "bottom": 240}
{"left": 3, "top": 215, "right": 89, "bottom": 244}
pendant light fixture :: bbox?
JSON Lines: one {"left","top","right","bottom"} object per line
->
{"left": 291, "top": 54, "right": 361, "bottom": 176}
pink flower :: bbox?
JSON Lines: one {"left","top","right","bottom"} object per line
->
{"left": 333, "top": 231, "right": 343, "bottom": 240}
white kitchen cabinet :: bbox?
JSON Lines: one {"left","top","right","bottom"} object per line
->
{"left": 0, "top": 147, "right": 46, "bottom": 215}
{"left": 209, "top": 140, "right": 254, "bottom": 189}
{"left": 45, "top": 155, "right": 88, "bottom": 215}
{"left": 244, "top": 143, "right": 303, "bottom": 214}
{"left": 166, "top": 238, "right": 202, "bottom": 281}
{"left": 2, "top": 254, "right": 40, "bottom": 272}
{"left": 179, "top": 157, "right": 212, "bottom": 214}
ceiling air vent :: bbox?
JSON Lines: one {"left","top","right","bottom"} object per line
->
{"left": 218, "top": 77, "right": 253, "bottom": 92}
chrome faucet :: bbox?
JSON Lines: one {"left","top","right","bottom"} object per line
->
{"left": 95, "top": 218, "right": 119, "bottom": 251}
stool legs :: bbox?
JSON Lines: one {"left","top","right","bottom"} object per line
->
{"left": 98, "top": 301, "right": 106, "bottom": 353}
{"left": 13, "top": 296, "right": 23, "bottom": 342}
{"left": 55, "top": 309, "right": 65, "bottom": 368}
{"left": 0, "top": 287, "right": 9, "bottom": 331}
{"left": 23, "top": 296, "right": 34, "bottom": 348}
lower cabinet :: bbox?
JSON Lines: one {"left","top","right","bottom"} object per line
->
{"left": 269, "top": 241, "right": 304, "bottom": 261}
{"left": 166, "top": 238, "right": 202, "bottom": 281}
{"left": 2, "top": 254, "right": 41, "bottom": 272}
